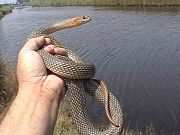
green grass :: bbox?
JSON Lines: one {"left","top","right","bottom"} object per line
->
{"left": 31, "top": 0, "right": 180, "bottom": 6}
{"left": 0, "top": 5, "right": 12, "bottom": 18}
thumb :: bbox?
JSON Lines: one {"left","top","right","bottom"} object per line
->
{"left": 23, "top": 36, "right": 46, "bottom": 51}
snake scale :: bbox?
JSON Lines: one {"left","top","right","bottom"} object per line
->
{"left": 29, "top": 16, "right": 123, "bottom": 135}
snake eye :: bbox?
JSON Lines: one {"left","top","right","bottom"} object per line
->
{"left": 76, "top": 16, "right": 91, "bottom": 24}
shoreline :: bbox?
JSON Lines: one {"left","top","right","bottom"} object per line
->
{"left": 32, "top": 4, "right": 180, "bottom": 7}
{"left": 0, "top": 5, "right": 12, "bottom": 19}
{"left": 30, "top": 1, "right": 180, "bottom": 7}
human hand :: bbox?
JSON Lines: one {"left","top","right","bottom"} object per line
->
{"left": 17, "top": 36, "right": 66, "bottom": 102}
{"left": 0, "top": 36, "right": 66, "bottom": 135}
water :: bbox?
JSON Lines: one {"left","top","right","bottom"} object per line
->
{"left": 0, "top": 6, "right": 180, "bottom": 132}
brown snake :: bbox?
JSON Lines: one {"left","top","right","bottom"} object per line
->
{"left": 29, "top": 16, "right": 123, "bottom": 135}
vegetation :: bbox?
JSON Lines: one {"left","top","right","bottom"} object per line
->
{"left": 53, "top": 99, "right": 79, "bottom": 135}
{"left": 0, "top": 5, "right": 12, "bottom": 19}
{"left": 0, "top": 55, "right": 17, "bottom": 115}
{"left": 31, "top": 0, "right": 180, "bottom": 6}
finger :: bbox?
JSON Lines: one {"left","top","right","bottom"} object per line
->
{"left": 44, "top": 46, "right": 66, "bottom": 56}
{"left": 24, "top": 36, "right": 46, "bottom": 51}
{"left": 44, "top": 38, "right": 51, "bottom": 45}
{"left": 44, "top": 45, "right": 56, "bottom": 55}
{"left": 33, "top": 36, "right": 46, "bottom": 50}
{"left": 54, "top": 47, "right": 66, "bottom": 56}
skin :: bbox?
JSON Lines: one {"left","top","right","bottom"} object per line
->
{"left": 0, "top": 36, "right": 66, "bottom": 135}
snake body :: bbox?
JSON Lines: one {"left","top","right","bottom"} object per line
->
{"left": 29, "top": 16, "right": 123, "bottom": 135}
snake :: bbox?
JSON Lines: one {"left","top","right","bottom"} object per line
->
{"left": 29, "top": 16, "right": 123, "bottom": 135}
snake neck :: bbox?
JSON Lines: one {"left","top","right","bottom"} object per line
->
{"left": 30, "top": 16, "right": 91, "bottom": 38}
{"left": 33, "top": 20, "right": 72, "bottom": 36}
{"left": 33, "top": 16, "right": 89, "bottom": 36}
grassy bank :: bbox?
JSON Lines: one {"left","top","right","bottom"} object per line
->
{"left": 31, "top": 0, "right": 180, "bottom": 6}
{"left": 0, "top": 56, "right": 17, "bottom": 116}
{"left": 0, "top": 5, "right": 12, "bottom": 19}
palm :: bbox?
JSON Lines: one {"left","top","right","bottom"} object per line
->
{"left": 17, "top": 37, "right": 65, "bottom": 101}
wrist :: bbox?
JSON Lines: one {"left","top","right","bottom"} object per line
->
{"left": 0, "top": 83, "right": 60, "bottom": 135}
{"left": 18, "top": 83, "right": 60, "bottom": 105}
{"left": 18, "top": 82, "right": 42, "bottom": 95}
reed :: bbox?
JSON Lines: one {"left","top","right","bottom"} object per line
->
{"left": 31, "top": 0, "right": 180, "bottom": 6}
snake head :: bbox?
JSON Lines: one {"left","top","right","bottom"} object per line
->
{"left": 76, "top": 16, "right": 91, "bottom": 24}
{"left": 69, "top": 16, "right": 91, "bottom": 27}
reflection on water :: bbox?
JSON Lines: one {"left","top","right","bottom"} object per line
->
{"left": 0, "top": 6, "right": 180, "bottom": 132}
